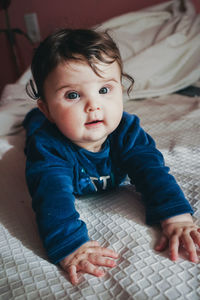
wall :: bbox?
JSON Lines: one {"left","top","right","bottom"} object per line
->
{"left": 0, "top": 0, "right": 199, "bottom": 94}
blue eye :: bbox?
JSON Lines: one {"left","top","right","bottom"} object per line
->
{"left": 67, "top": 92, "right": 80, "bottom": 100}
{"left": 99, "top": 87, "right": 109, "bottom": 94}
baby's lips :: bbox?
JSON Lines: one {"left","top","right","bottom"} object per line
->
{"left": 85, "top": 119, "right": 103, "bottom": 125}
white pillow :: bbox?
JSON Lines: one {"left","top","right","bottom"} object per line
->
{"left": 0, "top": 82, "right": 36, "bottom": 136}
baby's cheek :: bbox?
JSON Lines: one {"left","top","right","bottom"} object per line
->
{"left": 60, "top": 118, "right": 83, "bottom": 140}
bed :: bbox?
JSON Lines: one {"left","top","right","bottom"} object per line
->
{"left": 1, "top": 1, "right": 200, "bottom": 299}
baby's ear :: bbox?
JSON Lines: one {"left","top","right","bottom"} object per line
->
{"left": 37, "top": 99, "right": 54, "bottom": 122}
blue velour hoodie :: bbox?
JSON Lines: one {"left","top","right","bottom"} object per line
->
{"left": 23, "top": 109, "right": 193, "bottom": 264}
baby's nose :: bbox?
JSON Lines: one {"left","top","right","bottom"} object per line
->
{"left": 85, "top": 99, "right": 101, "bottom": 112}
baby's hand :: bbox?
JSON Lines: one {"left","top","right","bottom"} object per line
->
{"left": 59, "top": 241, "right": 119, "bottom": 285}
{"left": 155, "top": 213, "right": 200, "bottom": 262}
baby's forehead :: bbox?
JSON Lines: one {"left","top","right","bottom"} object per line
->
{"left": 44, "top": 58, "right": 121, "bottom": 91}
{"left": 60, "top": 58, "right": 121, "bottom": 76}
{"left": 62, "top": 54, "right": 115, "bottom": 65}
{"left": 60, "top": 56, "right": 121, "bottom": 74}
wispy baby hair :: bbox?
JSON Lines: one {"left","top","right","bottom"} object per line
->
{"left": 26, "top": 28, "right": 134, "bottom": 100}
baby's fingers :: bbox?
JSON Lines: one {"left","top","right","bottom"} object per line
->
{"left": 79, "top": 260, "right": 105, "bottom": 277}
{"left": 88, "top": 254, "right": 117, "bottom": 268}
{"left": 169, "top": 234, "right": 180, "bottom": 261}
{"left": 182, "top": 231, "right": 199, "bottom": 263}
{"left": 191, "top": 230, "right": 200, "bottom": 248}
{"left": 155, "top": 235, "right": 168, "bottom": 252}
{"left": 97, "top": 247, "right": 119, "bottom": 259}
{"left": 67, "top": 264, "right": 78, "bottom": 285}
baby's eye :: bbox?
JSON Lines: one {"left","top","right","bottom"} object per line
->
{"left": 66, "top": 91, "right": 80, "bottom": 100}
{"left": 99, "top": 87, "right": 110, "bottom": 94}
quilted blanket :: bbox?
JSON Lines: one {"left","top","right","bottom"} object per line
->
{"left": 0, "top": 88, "right": 200, "bottom": 299}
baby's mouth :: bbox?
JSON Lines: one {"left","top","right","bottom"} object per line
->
{"left": 85, "top": 119, "right": 103, "bottom": 126}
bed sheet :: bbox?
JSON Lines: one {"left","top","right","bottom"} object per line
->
{"left": 0, "top": 85, "right": 200, "bottom": 299}
{"left": 98, "top": 0, "right": 200, "bottom": 99}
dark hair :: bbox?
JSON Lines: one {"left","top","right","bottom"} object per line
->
{"left": 26, "top": 28, "right": 134, "bottom": 100}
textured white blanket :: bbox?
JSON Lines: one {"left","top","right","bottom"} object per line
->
{"left": 0, "top": 88, "right": 200, "bottom": 299}
{"left": 99, "top": 0, "right": 200, "bottom": 99}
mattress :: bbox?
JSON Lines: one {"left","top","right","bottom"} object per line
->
{"left": 0, "top": 83, "right": 200, "bottom": 299}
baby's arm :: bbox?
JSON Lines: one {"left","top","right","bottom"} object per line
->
{"left": 60, "top": 241, "right": 119, "bottom": 285}
{"left": 114, "top": 114, "right": 198, "bottom": 261}
{"left": 155, "top": 213, "right": 200, "bottom": 262}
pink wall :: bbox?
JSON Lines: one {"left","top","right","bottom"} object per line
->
{"left": 0, "top": 0, "right": 199, "bottom": 94}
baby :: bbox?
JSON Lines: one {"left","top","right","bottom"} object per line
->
{"left": 24, "top": 28, "right": 200, "bottom": 285}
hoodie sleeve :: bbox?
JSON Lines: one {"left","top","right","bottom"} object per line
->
{"left": 24, "top": 117, "right": 89, "bottom": 264}
{"left": 115, "top": 112, "right": 194, "bottom": 225}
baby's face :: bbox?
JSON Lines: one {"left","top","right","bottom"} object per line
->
{"left": 38, "top": 59, "right": 123, "bottom": 152}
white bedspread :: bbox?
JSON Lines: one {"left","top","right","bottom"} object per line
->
{"left": 99, "top": 0, "right": 200, "bottom": 99}
{"left": 0, "top": 84, "right": 200, "bottom": 299}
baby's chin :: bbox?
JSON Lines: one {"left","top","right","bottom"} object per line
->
{"left": 73, "top": 136, "right": 108, "bottom": 152}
